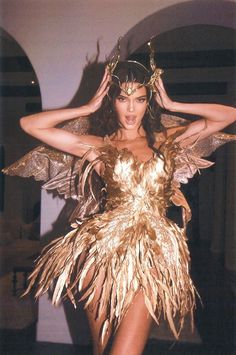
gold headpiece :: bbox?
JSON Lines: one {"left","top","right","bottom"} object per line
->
{"left": 146, "top": 41, "right": 164, "bottom": 93}
{"left": 106, "top": 38, "right": 121, "bottom": 75}
{"left": 107, "top": 38, "right": 164, "bottom": 96}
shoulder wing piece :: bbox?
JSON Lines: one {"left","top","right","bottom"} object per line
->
{"left": 3, "top": 145, "right": 74, "bottom": 182}
{"left": 173, "top": 148, "right": 215, "bottom": 185}
{"left": 2, "top": 116, "right": 90, "bottom": 194}
{"left": 161, "top": 114, "right": 236, "bottom": 184}
{"left": 2, "top": 116, "right": 106, "bottom": 224}
{"left": 175, "top": 133, "right": 236, "bottom": 185}
{"left": 162, "top": 119, "right": 236, "bottom": 227}
{"left": 58, "top": 115, "right": 90, "bottom": 133}
{"left": 186, "top": 132, "right": 236, "bottom": 158}
{"left": 174, "top": 132, "right": 236, "bottom": 185}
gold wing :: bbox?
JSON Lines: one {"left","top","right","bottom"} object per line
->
{"left": 2, "top": 116, "right": 105, "bottom": 223}
{"left": 161, "top": 113, "right": 236, "bottom": 185}
{"left": 3, "top": 116, "right": 90, "bottom": 194}
{"left": 161, "top": 114, "right": 236, "bottom": 225}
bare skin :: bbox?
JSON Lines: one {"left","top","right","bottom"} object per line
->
{"left": 19, "top": 68, "right": 236, "bottom": 355}
{"left": 82, "top": 266, "right": 153, "bottom": 355}
{"left": 20, "top": 69, "right": 236, "bottom": 160}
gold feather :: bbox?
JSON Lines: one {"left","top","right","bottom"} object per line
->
{"left": 20, "top": 128, "right": 235, "bottom": 343}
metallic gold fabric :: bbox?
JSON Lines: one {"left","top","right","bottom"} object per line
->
{"left": 2, "top": 116, "right": 90, "bottom": 187}
{"left": 21, "top": 128, "right": 236, "bottom": 343}
{"left": 2, "top": 117, "right": 103, "bottom": 222}
{"left": 3, "top": 115, "right": 236, "bottom": 342}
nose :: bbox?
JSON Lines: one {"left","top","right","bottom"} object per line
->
{"left": 127, "top": 99, "right": 134, "bottom": 112}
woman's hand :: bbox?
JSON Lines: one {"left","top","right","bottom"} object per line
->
{"left": 154, "top": 76, "right": 236, "bottom": 144}
{"left": 86, "top": 68, "right": 111, "bottom": 114}
{"left": 19, "top": 68, "right": 111, "bottom": 156}
{"left": 154, "top": 77, "right": 176, "bottom": 112}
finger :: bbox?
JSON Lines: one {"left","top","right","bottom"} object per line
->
{"left": 93, "top": 84, "right": 111, "bottom": 110}
{"left": 96, "top": 68, "right": 110, "bottom": 91}
{"left": 101, "top": 84, "right": 111, "bottom": 102}
{"left": 95, "top": 74, "right": 110, "bottom": 97}
{"left": 101, "top": 69, "right": 110, "bottom": 86}
{"left": 99, "top": 70, "right": 109, "bottom": 88}
{"left": 94, "top": 80, "right": 111, "bottom": 103}
{"left": 154, "top": 83, "right": 164, "bottom": 98}
{"left": 98, "top": 84, "right": 110, "bottom": 102}
{"left": 155, "top": 90, "right": 166, "bottom": 109}
{"left": 99, "top": 76, "right": 111, "bottom": 95}
{"left": 157, "top": 77, "right": 166, "bottom": 92}
{"left": 155, "top": 82, "right": 166, "bottom": 99}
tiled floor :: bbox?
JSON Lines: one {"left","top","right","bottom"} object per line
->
{"left": 0, "top": 240, "right": 235, "bottom": 355}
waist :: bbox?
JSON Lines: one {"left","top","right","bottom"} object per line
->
{"left": 104, "top": 194, "right": 169, "bottom": 215}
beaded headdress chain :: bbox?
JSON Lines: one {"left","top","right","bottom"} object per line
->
{"left": 107, "top": 39, "right": 164, "bottom": 96}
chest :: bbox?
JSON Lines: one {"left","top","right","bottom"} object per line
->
{"left": 113, "top": 141, "right": 154, "bottom": 164}
{"left": 102, "top": 148, "right": 174, "bottom": 192}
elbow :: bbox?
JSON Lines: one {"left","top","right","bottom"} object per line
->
{"left": 20, "top": 116, "right": 31, "bottom": 133}
{"left": 228, "top": 107, "right": 236, "bottom": 126}
{"left": 233, "top": 107, "right": 236, "bottom": 123}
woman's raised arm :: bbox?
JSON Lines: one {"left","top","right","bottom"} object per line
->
{"left": 155, "top": 77, "right": 236, "bottom": 144}
{"left": 20, "top": 68, "right": 111, "bottom": 156}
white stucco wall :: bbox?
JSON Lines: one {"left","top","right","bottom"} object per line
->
{"left": 2, "top": 0, "right": 235, "bottom": 108}
{"left": 1, "top": 0, "right": 235, "bottom": 345}
{"left": 1, "top": 0, "right": 179, "bottom": 108}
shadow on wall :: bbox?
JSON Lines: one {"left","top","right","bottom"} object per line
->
{"left": 68, "top": 40, "right": 106, "bottom": 108}
{"left": 1, "top": 12, "right": 235, "bottom": 347}
{"left": 37, "top": 23, "right": 235, "bottom": 346}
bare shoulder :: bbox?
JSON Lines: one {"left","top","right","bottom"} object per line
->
{"left": 71, "top": 133, "right": 106, "bottom": 160}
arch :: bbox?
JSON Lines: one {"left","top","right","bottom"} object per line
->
{"left": 1, "top": 26, "right": 42, "bottom": 242}
{"left": 118, "top": 0, "right": 236, "bottom": 58}
{"left": 0, "top": 27, "right": 41, "bottom": 93}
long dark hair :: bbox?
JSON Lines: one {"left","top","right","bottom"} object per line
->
{"left": 89, "top": 61, "right": 164, "bottom": 151}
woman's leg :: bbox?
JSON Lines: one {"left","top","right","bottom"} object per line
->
{"left": 82, "top": 265, "right": 112, "bottom": 355}
{"left": 80, "top": 255, "right": 152, "bottom": 355}
{"left": 109, "top": 290, "right": 153, "bottom": 355}
{"left": 85, "top": 301, "right": 113, "bottom": 355}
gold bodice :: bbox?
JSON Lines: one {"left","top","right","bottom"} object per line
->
{"left": 97, "top": 135, "right": 179, "bottom": 222}
{"left": 3, "top": 115, "right": 236, "bottom": 343}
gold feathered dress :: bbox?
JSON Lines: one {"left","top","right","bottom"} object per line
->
{"left": 3, "top": 115, "right": 236, "bottom": 342}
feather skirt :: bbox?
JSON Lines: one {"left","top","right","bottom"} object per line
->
{"left": 24, "top": 205, "right": 196, "bottom": 343}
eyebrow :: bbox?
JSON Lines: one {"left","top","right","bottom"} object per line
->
{"left": 117, "top": 94, "right": 147, "bottom": 99}
{"left": 137, "top": 95, "right": 147, "bottom": 99}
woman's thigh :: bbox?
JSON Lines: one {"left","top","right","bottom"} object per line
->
{"left": 82, "top": 263, "right": 112, "bottom": 354}
{"left": 109, "top": 289, "right": 153, "bottom": 355}
{"left": 80, "top": 255, "right": 152, "bottom": 355}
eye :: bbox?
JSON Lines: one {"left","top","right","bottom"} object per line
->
{"left": 117, "top": 96, "right": 126, "bottom": 102}
{"left": 137, "top": 97, "right": 147, "bottom": 103}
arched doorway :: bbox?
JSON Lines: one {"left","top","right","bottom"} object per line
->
{"left": 1, "top": 0, "right": 234, "bottom": 348}
{"left": 1, "top": 27, "right": 42, "bottom": 267}
{"left": 118, "top": 14, "right": 236, "bottom": 347}
{"left": 116, "top": 0, "right": 236, "bottom": 58}
{"left": 0, "top": 27, "right": 43, "bottom": 343}
{"left": 32, "top": 1, "right": 235, "bottom": 347}
{"left": 128, "top": 24, "right": 235, "bottom": 247}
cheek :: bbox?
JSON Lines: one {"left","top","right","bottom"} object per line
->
{"left": 114, "top": 102, "right": 124, "bottom": 117}
{"left": 139, "top": 103, "right": 147, "bottom": 115}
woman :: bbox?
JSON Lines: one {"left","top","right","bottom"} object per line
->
{"left": 4, "top": 58, "right": 236, "bottom": 355}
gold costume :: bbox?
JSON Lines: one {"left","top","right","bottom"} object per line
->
{"left": 3, "top": 115, "right": 236, "bottom": 343}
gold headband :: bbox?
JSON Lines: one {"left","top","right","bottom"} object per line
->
{"left": 107, "top": 38, "right": 164, "bottom": 95}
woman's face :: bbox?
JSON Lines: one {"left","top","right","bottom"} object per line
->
{"left": 114, "top": 83, "right": 148, "bottom": 131}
